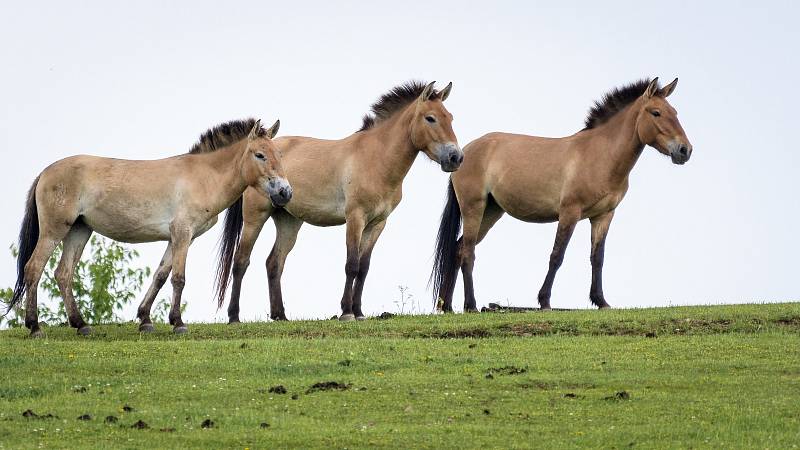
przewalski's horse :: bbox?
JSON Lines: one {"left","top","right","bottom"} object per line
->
{"left": 431, "top": 78, "right": 692, "bottom": 312}
{"left": 7, "top": 119, "right": 290, "bottom": 337}
{"left": 216, "top": 81, "right": 462, "bottom": 322}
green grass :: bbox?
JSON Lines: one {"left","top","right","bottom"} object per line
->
{"left": 1, "top": 303, "right": 799, "bottom": 449}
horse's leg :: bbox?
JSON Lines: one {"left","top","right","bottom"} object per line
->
{"left": 351, "top": 219, "right": 387, "bottom": 320}
{"left": 167, "top": 228, "right": 192, "bottom": 334}
{"left": 55, "top": 222, "right": 92, "bottom": 335}
{"left": 265, "top": 210, "right": 303, "bottom": 321}
{"left": 23, "top": 227, "right": 69, "bottom": 338}
{"left": 461, "top": 199, "right": 505, "bottom": 312}
{"left": 589, "top": 211, "right": 614, "bottom": 309}
{"left": 339, "top": 212, "right": 366, "bottom": 321}
{"left": 136, "top": 243, "right": 173, "bottom": 332}
{"left": 537, "top": 208, "right": 581, "bottom": 310}
{"left": 228, "top": 207, "right": 270, "bottom": 323}
{"left": 456, "top": 194, "right": 503, "bottom": 312}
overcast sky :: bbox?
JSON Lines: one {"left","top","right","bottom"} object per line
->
{"left": 1, "top": 1, "right": 798, "bottom": 323}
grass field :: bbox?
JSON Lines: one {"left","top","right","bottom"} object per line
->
{"left": 0, "top": 303, "right": 798, "bottom": 449}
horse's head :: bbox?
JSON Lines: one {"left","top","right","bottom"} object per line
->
{"left": 636, "top": 78, "right": 692, "bottom": 165}
{"left": 244, "top": 119, "right": 292, "bottom": 207}
{"left": 410, "top": 81, "right": 463, "bottom": 172}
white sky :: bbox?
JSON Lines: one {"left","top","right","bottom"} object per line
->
{"left": 1, "top": 1, "right": 798, "bottom": 323}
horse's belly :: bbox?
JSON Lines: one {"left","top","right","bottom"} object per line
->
{"left": 491, "top": 185, "right": 560, "bottom": 223}
{"left": 82, "top": 209, "right": 172, "bottom": 243}
{"left": 285, "top": 195, "right": 346, "bottom": 227}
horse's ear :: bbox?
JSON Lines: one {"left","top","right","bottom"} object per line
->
{"left": 419, "top": 81, "right": 436, "bottom": 103}
{"left": 659, "top": 78, "right": 678, "bottom": 98}
{"left": 265, "top": 119, "right": 280, "bottom": 139}
{"left": 248, "top": 119, "right": 262, "bottom": 140}
{"left": 440, "top": 82, "right": 453, "bottom": 101}
{"left": 644, "top": 77, "right": 660, "bottom": 98}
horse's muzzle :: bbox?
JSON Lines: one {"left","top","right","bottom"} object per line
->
{"left": 267, "top": 178, "right": 292, "bottom": 207}
{"left": 438, "top": 143, "right": 464, "bottom": 172}
{"left": 669, "top": 143, "right": 692, "bottom": 165}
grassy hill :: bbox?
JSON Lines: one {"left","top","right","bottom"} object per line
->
{"left": 1, "top": 303, "right": 798, "bottom": 449}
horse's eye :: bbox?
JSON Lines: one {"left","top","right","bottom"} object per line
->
{"left": 425, "top": 115, "right": 437, "bottom": 124}
{"left": 255, "top": 153, "right": 265, "bottom": 160}
{"left": 651, "top": 110, "right": 661, "bottom": 117}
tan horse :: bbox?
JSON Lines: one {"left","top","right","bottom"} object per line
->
{"left": 431, "top": 78, "right": 692, "bottom": 312}
{"left": 7, "top": 119, "right": 290, "bottom": 337}
{"left": 216, "top": 81, "right": 462, "bottom": 321}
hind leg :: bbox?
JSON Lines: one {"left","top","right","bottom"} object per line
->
{"left": 461, "top": 198, "right": 504, "bottom": 312}
{"left": 228, "top": 206, "right": 271, "bottom": 323}
{"left": 55, "top": 222, "right": 92, "bottom": 335}
{"left": 167, "top": 226, "right": 192, "bottom": 334}
{"left": 265, "top": 210, "right": 303, "bottom": 321}
{"left": 23, "top": 226, "right": 71, "bottom": 338}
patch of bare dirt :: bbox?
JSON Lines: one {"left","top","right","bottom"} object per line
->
{"left": 306, "top": 381, "right": 350, "bottom": 394}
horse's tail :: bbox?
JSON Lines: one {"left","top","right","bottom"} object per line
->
{"left": 213, "top": 196, "right": 243, "bottom": 309}
{"left": 429, "top": 180, "right": 462, "bottom": 306}
{"left": 6, "top": 177, "right": 40, "bottom": 316}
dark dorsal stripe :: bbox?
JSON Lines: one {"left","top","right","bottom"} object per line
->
{"left": 189, "top": 118, "right": 265, "bottom": 154}
{"left": 359, "top": 81, "right": 441, "bottom": 132}
{"left": 583, "top": 79, "right": 655, "bottom": 130}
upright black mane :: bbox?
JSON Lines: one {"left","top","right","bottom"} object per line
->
{"left": 583, "top": 79, "right": 654, "bottom": 130}
{"left": 359, "top": 81, "right": 439, "bottom": 132}
{"left": 190, "top": 118, "right": 265, "bottom": 154}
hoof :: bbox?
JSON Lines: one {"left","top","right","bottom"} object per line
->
{"left": 465, "top": 308, "right": 480, "bottom": 314}
{"left": 173, "top": 325, "right": 188, "bottom": 334}
{"left": 339, "top": 313, "right": 355, "bottom": 322}
{"left": 355, "top": 315, "right": 367, "bottom": 321}
{"left": 228, "top": 318, "right": 241, "bottom": 324}
{"left": 77, "top": 326, "right": 92, "bottom": 336}
{"left": 598, "top": 304, "right": 612, "bottom": 310}
{"left": 29, "top": 329, "right": 45, "bottom": 339}
{"left": 139, "top": 323, "right": 155, "bottom": 333}
{"left": 540, "top": 306, "right": 552, "bottom": 311}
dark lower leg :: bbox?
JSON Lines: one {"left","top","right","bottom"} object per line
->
{"left": 56, "top": 262, "right": 85, "bottom": 330}
{"left": 339, "top": 258, "right": 359, "bottom": 317}
{"left": 351, "top": 255, "right": 372, "bottom": 318}
{"left": 137, "top": 268, "right": 170, "bottom": 324}
{"left": 460, "top": 242, "right": 478, "bottom": 312}
{"left": 537, "top": 221, "right": 577, "bottom": 309}
{"left": 228, "top": 260, "right": 248, "bottom": 322}
{"left": 266, "top": 255, "right": 287, "bottom": 321}
{"left": 168, "top": 274, "right": 186, "bottom": 331}
{"left": 440, "top": 237, "right": 463, "bottom": 313}
{"left": 24, "top": 287, "right": 41, "bottom": 335}
{"left": 589, "top": 237, "right": 610, "bottom": 308}
{"left": 589, "top": 212, "right": 613, "bottom": 309}
{"left": 23, "top": 241, "right": 59, "bottom": 336}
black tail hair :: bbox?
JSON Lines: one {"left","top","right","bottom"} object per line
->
{"left": 6, "top": 177, "right": 40, "bottom": 316}
{"left": 429, "top": 180, "right": 462, "bottom": 305}
{"left": 213, "top": 196, "right": 244, "bottom": 308}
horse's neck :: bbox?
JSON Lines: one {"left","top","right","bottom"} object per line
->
{"left": 358, "top": 112, "right": 418, "bottom": 189}
{"left": 595, "top": 105, "right": 646, "bottom": 184}
{"left": 194, "top": 140, "right": 249, "bottom": 209}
